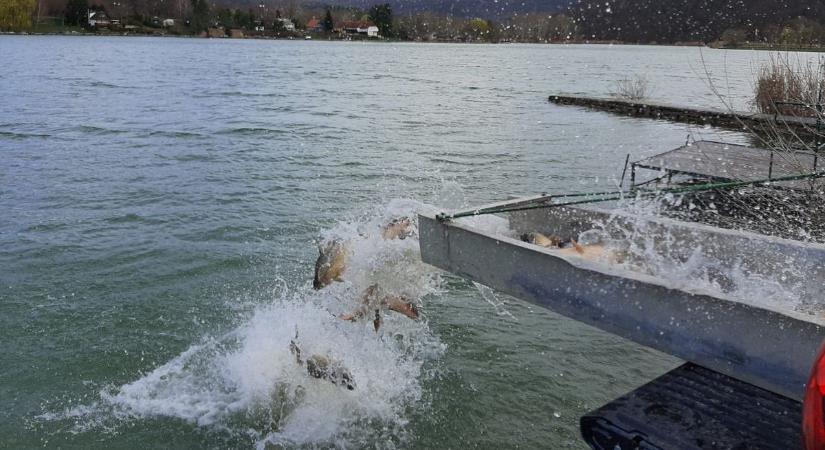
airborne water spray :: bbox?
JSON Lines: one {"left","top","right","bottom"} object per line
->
{"left": 40, "top": 199, "right": 448, "bottom": 449}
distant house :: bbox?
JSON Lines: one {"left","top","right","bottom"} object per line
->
{"left": 305, "top": 16, "right": 322, "bottom": 33}
{"left": 87, "top": 10, "right": 111, "bottom": 27}
{"left": 276, "top": 18, "right": 295, "bottom": 31}
{"left": 162, "top": 18, "right": 174, "bottom": 27}
{"left": 339, "top": 21, "right": 379, "bottom": 37}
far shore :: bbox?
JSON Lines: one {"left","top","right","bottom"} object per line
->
{"left": 2, "top": 30, "right": 824, "bottom": 53}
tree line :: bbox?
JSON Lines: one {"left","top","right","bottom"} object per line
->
{"left": 10, "top": 0, "right": 824, "bottom": 46}
{"left": 0, "top": 0, "right": 36, "bottom": 30}
{"left": 1, "top": 0, "right": 574, "bottom": 42}
{"left": 392, "top": 12, "right": 575, "bottom": 43}
{"left": 571, "top": 0, "right": 825, "bottom": 45}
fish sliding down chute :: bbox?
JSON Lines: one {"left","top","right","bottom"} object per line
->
{"left": 530, "top": 205, "right": 825, "bottom": 313}
{"left": 420, "top": 202, "right": 825, "bottom": 401}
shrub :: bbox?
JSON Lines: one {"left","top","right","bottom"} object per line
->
{"left": 754, "top": 55, "right": 825, "bottom": 117}
{"left": 614, "top": 74, "right": 651, "bottom": 101}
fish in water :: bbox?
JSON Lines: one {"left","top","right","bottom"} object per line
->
{"left": 313, "top": 217, "right": 415, "bottom": 290}
{"left": 313, "top": 240, "right": 348, "bottom": 289}
{"left": 381, "top": 217, "right": 413, "bottom": 240}
{"left": 313, "top": 218, "right": 420, "bottom": 330}
{"left": 340, "top": 284, "right": 420, "bottom": 332}
{"left": 289, "top": 336, "right": 355, "bottom": 390}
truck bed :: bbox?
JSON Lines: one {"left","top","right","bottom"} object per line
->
{"left": 581, "top": 362, "right": 801, "bottom": 449}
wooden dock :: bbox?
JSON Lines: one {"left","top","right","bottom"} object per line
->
{"left": 631, "top": 141, "right": 819, "bottom": 189}
{"left": 548, "top": 95, "right": 819, "bottom": 135}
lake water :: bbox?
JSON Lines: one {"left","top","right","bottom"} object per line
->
{"left": 0, "top": 36, "right": 806, "bottom": 449}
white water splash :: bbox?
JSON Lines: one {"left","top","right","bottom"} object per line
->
{"left": 473, "top": 282, "right": 516, "bottom": 319}
{"left": 41, "top": 199, "right": 447, "bottom": 448}
{"left": 594, "top": 198, "right": 818, "bottom": 315}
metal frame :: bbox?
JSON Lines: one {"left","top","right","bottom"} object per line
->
{"left": 419, "top": 208, "right": 825, "bottom": 401}
{"left": 630, "top": 146, "right": 820, "bottom": 191}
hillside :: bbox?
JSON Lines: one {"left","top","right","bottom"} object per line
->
{"left": 318, "top": 0, "right": 569, "bottom": 18}
{"left": 571, "top": 0, "right": 825, "bottom": 44}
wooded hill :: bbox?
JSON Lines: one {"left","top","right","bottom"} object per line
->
{"left": 320, "top": 0, "right": 567, "bottom": 18}
{"left": 570, "top": 0, "right": 825, "bottom": 44}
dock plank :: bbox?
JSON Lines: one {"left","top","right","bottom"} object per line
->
{"left": 548, "top": 95, "right": 822, "bottom": 136}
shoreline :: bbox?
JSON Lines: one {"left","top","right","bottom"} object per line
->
{"left": 2, "top": 31, "right": 824, "bottom": 52}
{"left": 0, "top": 31, "right": 825, "bottom": 53}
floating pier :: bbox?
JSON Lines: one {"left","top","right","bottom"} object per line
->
{"left": 548, "top": 95, "right": 819, "bottom": 135}
{"left": 630, "top": 140, "right": 820, "bottom": 189}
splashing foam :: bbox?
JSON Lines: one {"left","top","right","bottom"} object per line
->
{"left": 595, "top": 197, "right": 816, "bottom": 314}
{"left": 45, "top": 199, "right": 446, "bottom": 448}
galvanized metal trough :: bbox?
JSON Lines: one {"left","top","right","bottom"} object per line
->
{"left": 419, "top": 201, "right": 825, "bottom": 401}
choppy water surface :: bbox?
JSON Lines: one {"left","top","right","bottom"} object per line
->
{"left": 0, "top": 37, "right": 808, "bottom": 448}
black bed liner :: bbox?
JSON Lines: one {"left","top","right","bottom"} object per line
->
{"left": 580, "top": 363, "right": 802, "bottom": 450}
